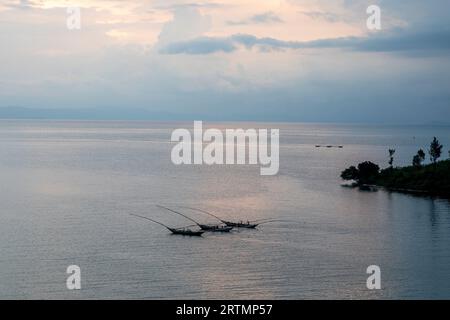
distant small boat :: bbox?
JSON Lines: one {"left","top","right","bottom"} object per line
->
{"left": 130, "top": 214, "right": 204, "bottom": 236}
{"left": 315, "top": 145, "right": 343, "bottom": 148}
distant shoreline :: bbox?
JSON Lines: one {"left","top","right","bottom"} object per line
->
{"left": 1, "top": 107, "right": 450, "bottom": 126}
{"left": 356, "top": 184, "right": 450, "bottom": 199}
{"left": 376, "top": 160, "right": 450, "bottom": 197}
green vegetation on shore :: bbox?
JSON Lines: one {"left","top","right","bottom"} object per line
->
{"left": 341, "top": 137, "right": 450, "bottom": 196}
{"left": 375, "top": 159, "right": 450, "bottom": 195}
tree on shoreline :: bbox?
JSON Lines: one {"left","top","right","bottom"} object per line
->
{"left": 341, "top": 166, "right": 359, "bottom": 181}
{"left": 429, "top": 137, "right": 443, "bottom": 164}
{"left": 340, "top": 138, "right": 449, "bottom": 195}
{"left": 341, "top": 161, "right": 380, "bottom": 184}
{"left": 388, "top": 149, "right": 396, "bottom": 168}
{"left": 412, "top": 149, "right": 426, "bottom": 167}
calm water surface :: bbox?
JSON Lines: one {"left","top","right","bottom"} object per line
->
{"left": 0, "top": 120, "right": 449, "bottom": 299}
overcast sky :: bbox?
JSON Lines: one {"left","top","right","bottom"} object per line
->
{"left": 1, "top": 0, "right": 449, "bottom": 122}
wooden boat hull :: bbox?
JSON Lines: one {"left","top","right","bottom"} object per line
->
{"left": 223, "top": 221, "right": 258, "bottom": 229}
{"left": 168, "top": 228, "right": 205, "bottom": 236}
{"left": 199, "top": 225, "right": 233, "bottom": 232}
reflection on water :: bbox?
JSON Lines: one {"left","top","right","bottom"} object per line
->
{"left": 0, "top": 120, "right": 449, "bottom": 299}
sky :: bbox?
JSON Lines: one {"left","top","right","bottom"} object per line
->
{"left": 0, "top": 0, "right": 449, "bottom": 123}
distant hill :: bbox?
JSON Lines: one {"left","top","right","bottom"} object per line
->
{"left": 0, "top": 106, "right": 181, "bottom": 121}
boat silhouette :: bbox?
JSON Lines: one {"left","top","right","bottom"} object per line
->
{"left": 181, "top": 207, "right": 296, "bottom": 229}
{"left": 156, "top": 205, "right": 234, "bottom": 232}
{"left": 130, "top": 214, "right": 204, "bottom": 236}
{"left": 180, "top": 207, "right": 263, "bottom": 229}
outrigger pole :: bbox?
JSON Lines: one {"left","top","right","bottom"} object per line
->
{"left": 250, "top": 218, "right": 278, "bottom": 223}
{"left": 181, "top": 206, "right": 275, "bottom": 223}
{"left": 181, "top": 207, "right": 298, "bottom": 227}
{"left": 130, "top": 213, "right": 197, "bottom": 230}
{"left": 156, "top": 205, "right": 200, "bottom": 225}
{"left": 157, "top": 205, "right": 234, "bottom": 232}
{"left": 179, "top": 207, "right": 259, "bottom": 228}
{"left": 130, "top": 214, "right": 171, "bottom": 230}
{"left": 130, "top": 213, "right": 204, "bottom": 236}
{"left": 179, "top": 206, "right": 226, "bottom": 223}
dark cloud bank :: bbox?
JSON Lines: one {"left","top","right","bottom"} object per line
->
{"left": 160, "top": 28, "right": 450, "bottom": 55}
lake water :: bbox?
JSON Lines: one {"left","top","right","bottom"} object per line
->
{"left": 0, "top": 120, "right": 449, "bottom": 299}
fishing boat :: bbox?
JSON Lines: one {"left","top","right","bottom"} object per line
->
{"left": 181, "top": 206, "right": 297, "bottom": 229}
{"left": 167, "top": 228, "right": 205, "bottom": 236}
{"left": 156, "top": 205, "right": 233, "bottom": 232}
{"left": 198, "top": 224, "right": 234, "bottom": 232}
{"left": 130, "top": 214, "right": 204, "bottom": 236}
{"left": 222, "top": 220, "right": 259, "bottom": 228}
{"left": 180, "top": 207, "right": 265, "bottom": 229}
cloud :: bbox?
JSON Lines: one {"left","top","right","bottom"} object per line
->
{"left": 160, "top": 28, "right": 450, "bottom": 55}
{"left": 158, "top": 33, "right": 337, "bottom": 54}
{"left": 227, "top": 11, "right": 283, "bottom": 25}
{"left": 154, "top": 1, "right": 224, "bottom": 10}
{"left": 2, "top": 0, "right": 450, "bottom": 123}
{"left": 350, "top": 28, "right": 450, "bottom": 54}
{"left": 0, "top": 0, "right": 32, "bottom": 10}
{"left": 157, "top": 6, "right": 211, "bottom": 46}
{"left": 315, "top": 27, "right": 450, "bottom": 56}
{"left": 160, "top": 36, "right": 235, "bottom": 54}
{"left": 298, "top": 11, "right": 340, "bottom": 23}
